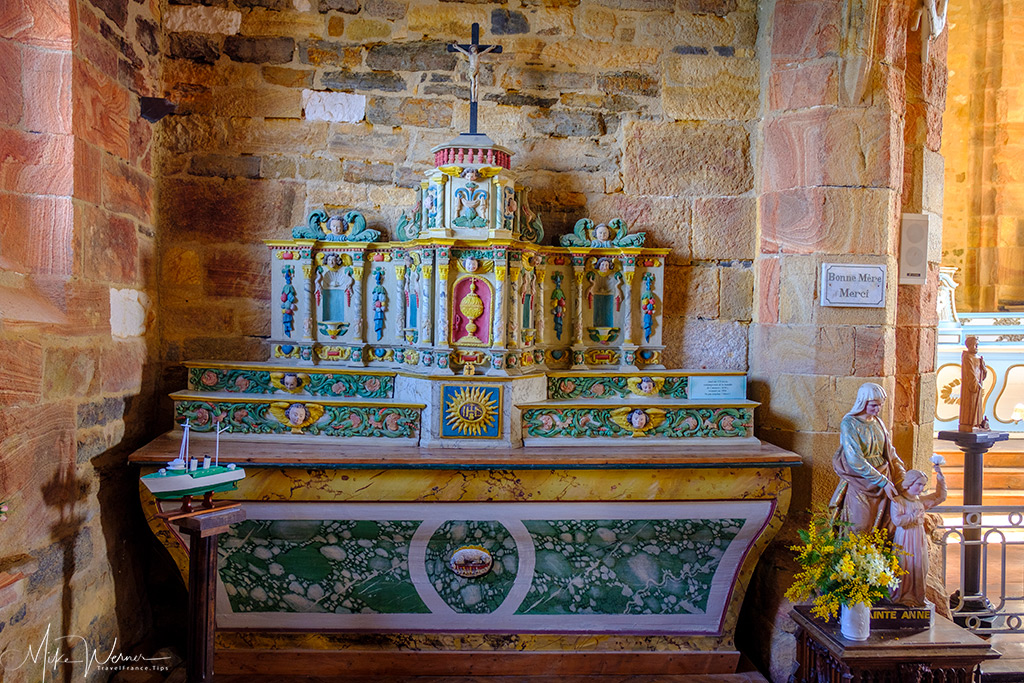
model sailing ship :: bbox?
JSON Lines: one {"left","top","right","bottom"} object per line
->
{"left": 141, "top": 422, "right": 245, "bottom": 505}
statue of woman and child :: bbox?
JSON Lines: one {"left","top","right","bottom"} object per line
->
{"left": 830, "top": 382, "right": 947, "bottom": 607}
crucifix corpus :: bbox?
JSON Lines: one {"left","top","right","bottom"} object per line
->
{"left": 449, "top": 22, "right": 502, "bottom": 135}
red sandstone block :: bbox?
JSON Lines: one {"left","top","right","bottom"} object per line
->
{"left": 0, "top": 127, "right": 73, "bottom": 196}
{"left": 0, "top": 41, "right": 23, "bottom": 126}
{"left": 0, "top": 192, "right": 74, "bottom": 275}
{"left": 203, "top": 247, "right": 271, "bottom": 300}
{"left": 760, "top": 187, "right": 891, "bottom": 255}
{"left": 770, "top": 0, "right": 841, "bottom": 65}
{"left": 21, "top": 46, "right": 71, "bottom": 134}
{"left": 129, "top": 115, "right": 152, "bottom": 172}
{"left": 32, "top": 277, "right": 110, "bottom": 334}
{"left": 853, "top": 325, "right": 893, "bottom": 377}
{"left": 763, "top": 108, "right": 896, "bottom": 193}
{"left": 895, "top": 325, "right": 922, "bottom": 376}
{"left": 757, "top": 257, "right": 780, "bottom": 324}
{"left": 72, "top": 57, "right": 129, "bottom": 158}
{"left": 74, "top": 138, "right": 102, "bottom": 203}
{"left": 896, "top": 265, "right": 939, "bottom": 328}
{"left": 878, "top": 0, "right": 910, "bottom": 70}
{"left": 101, "top": 155, "right": 152, "bottom": 221}
{"left": 0, "top": 337, "right": 43, "bottom": 406}
{"left": 768, "top": 60, "right": 838, "bottom": 113}
{"left": 78, "top": 203, "right": 138, "bottom": 285}
{"left": 76, "top": 22, "right": 119, "bottom": 83}
{"left": 100, "top": 339, "right": 146, "bottom": 393}
{"left": 893, "top": 374, "right": 919, "bottom": 424}
{"left": 0, "top": 402, "right": 77, "bottom": 498}
{"left": 0, "top": 0, "right": 71, "bottom": 50}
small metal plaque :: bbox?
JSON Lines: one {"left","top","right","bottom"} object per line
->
{"left": 820, "top": 263, "right": 886, "bottom": 308}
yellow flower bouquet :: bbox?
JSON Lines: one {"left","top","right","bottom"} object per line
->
{"left": 785, "top": 513, "right": 905, "bottom": 621}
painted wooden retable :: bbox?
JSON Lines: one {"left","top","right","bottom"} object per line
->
{"left": 130, "top": 433, "right": 798, "bottom": 676}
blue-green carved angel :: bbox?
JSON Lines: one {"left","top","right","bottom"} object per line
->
{"left": 558, "top": 218, "right": 646, "bottom": 248}
{"left": 292, "top": 209, "right": 381, "bottom": 242}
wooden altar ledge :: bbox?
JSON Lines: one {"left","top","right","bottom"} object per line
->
{"left": 128, "top": 430, "right": 802, "bottom": 470}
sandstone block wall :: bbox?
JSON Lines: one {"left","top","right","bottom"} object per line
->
{"left": 942, "top": 0, "right": 1024, "bottom": 311}
{"left": 0, "top": 0, "right": 163, "bottom": 676}
{"left": 156, "top": 0, "right": 761, "bottom": 382}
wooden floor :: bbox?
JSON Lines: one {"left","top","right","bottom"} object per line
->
{"left": 214, "top": 675, "right": 769, "bottom": 683}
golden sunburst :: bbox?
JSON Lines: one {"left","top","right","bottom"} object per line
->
{"left": 445, "top": 387, "right": 498, "bottom": 437}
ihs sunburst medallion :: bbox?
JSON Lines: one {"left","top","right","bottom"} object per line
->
{"left": 444, "top": 386, "right": 498, "bottom": 437}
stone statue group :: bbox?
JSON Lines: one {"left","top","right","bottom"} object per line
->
{"left": 830, "top": 337, "right": 989, "bottom": 607}
{"left": 829, "top": 382, "right": 947, "bottom": 608}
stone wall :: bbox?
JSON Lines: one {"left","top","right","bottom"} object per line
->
{"left": 942, "top": 0, "right": 1024, "bottom": 311}
{"left": 0, "top": 0, "right": 164, "bottom": 677}
{"left": 156, "top": 0, "right": 761, "bottom": 386}
{"left": 741, "top": 1, "right": 946, "bottom": 680}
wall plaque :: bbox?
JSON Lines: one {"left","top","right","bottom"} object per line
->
{"left": 819, "top": 263, "right": 886, "bottom": 308}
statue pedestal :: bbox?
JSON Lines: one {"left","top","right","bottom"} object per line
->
{"left": 791, "top": 606, "right": 999, "bottom": 682}
{"left": 937, "top": 430, "right": 1010, "bottom": 622}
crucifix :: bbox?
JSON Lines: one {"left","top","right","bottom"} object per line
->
{"left": 448, "top": 22, "right": 502, "bottom": 135}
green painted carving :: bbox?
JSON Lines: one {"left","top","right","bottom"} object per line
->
{"left": 515, "top": 518, "right": 742, "bottom": 615}
{"left": 424, "top": 520, "right": 518, "bottom": 614}
{"left": 522, "top": 407, "right": 751, "bottom": 438}
{"left": 188, "top": 367, "right": 394, "bottom": 398}
{"left": 175, "top": 400, "right": 420, "bottom": 438}
{"left": 219, "top": 519, "right": 429, "bottom": 614}
{"left": 292, "top": 209, "right": 381, "bottom": 242}
{"left": 546, "top": 376, "right": 688, "bottom": 400}
{"left": 559, "top": 218, "right": 645, "bottom": 248}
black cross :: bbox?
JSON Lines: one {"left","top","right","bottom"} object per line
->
{"left": 448, "top": 23, "right": 502, "bottom": 135}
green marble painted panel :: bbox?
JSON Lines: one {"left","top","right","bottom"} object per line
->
{"left": 188, "top": 367, "right": 394, "bottom": 398}
{"left": 176, "top": 400, "right": 420, "bottom": 438}
{"left": 522, "top": 407, "right": 751, "bottom": 438}
{"left": 515, "top": 518, "right": 743, "bottom": 615}
{"left": 219, "top": 519, "right": 429, "bottom": 614}
{"left": 546, "top": 376, "right": 688, "bottom": 400}
{"left": 424, "top": 520, "right": 518, "bottom": 614}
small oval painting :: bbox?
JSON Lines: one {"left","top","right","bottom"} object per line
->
{"left": 448, "top": 546, "right": 493, "bottom": 578}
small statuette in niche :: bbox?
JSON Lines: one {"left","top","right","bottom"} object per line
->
{"left": 449, "top": 545, "right": 493, "bottom": 577}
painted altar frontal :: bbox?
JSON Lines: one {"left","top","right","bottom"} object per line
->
{"left": 172, "top": 131, "right": 758, "bottom": 449}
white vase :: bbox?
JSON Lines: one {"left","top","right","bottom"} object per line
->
{"left": 840, "top": 602, "right": 871, "bottom": 640}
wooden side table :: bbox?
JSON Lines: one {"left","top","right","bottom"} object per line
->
{"left": 791, "top": 605, "right": 1000, "bottom": 682}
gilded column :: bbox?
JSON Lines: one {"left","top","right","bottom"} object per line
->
{"left": 421, "top": 256, "right": 434, "bottom": 347}
{"left": 436, "top": 248, "right": 450, "bottom": 346}
{"left": 351, "top": 262, "right": 365, "bottom": 344}
{"left": 493, "top": 252, "right": 508, "bottom": 347}
{"left": 622, "top": 268, "right": 635, "bottom": 345}
{"left": 535, "top": 263, "right": 547, "bottom": 345}
{"left": 507, "top": 266, "right": 521, "bottom": 349}
{"left": 572, "top": 257, "right": 586, "bottom": 346}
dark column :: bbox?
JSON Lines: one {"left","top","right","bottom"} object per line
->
{"left": 937, "top": 430, "right": 1008, "bottom": 616}
{"left": 171, "top": 505, "right": 246, "bottom": 682}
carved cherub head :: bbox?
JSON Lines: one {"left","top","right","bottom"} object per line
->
{"left": 327, "top": 214, "right": 347, "bottom": 235}
{"left": 594, "top": 223, "right": 611, "bottom": 242}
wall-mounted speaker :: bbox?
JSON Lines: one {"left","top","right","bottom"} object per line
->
{"left": 899, "top": 213, "right": 932, "bottom": 285}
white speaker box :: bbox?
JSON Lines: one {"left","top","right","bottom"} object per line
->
{"left": 899, "top": 213, "right": 932, "bottom": 285}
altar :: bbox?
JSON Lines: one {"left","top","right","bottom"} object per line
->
{"left": 130, "top": 25, "right": 798, "bottom": 677}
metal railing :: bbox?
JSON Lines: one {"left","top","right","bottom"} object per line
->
{"left": 934, "top": 504, "right": 1024, "bottom": 633}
